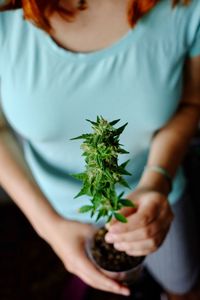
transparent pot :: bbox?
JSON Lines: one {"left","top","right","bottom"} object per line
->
{"left": 85, "top": 229, "right": 145, "bottom": 286}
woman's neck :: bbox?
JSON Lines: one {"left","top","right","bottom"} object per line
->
{"left": 48, "top": 0, "right": 130, "bottom": 53}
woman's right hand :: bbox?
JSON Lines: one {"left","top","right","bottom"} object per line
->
{"left": 43, "top": 216, "right": 130, "bottom": 296}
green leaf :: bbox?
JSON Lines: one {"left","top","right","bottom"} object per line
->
{"left": 86, "top": 119, "right": 97, "bottom": 126}
{"left": 105, "top": 169, "right": 114, "bottom": 181}
{"left": 94, "top": 172, "right": 102, "bottom": 187}
{"left": 120, "top": 160, "right": 130, "bottom": 169}
{"left": 71, "top": 173, "right": 86, "bottom": 181}
{"left": 118, "top": 191, "right": 125, "bottom": 199}
{"left": 95, "top": 208, "right": 108, "bottom": 222}
{"left": 106, "top": 214, "right": 113, "bottom": 223}
{"left": 119, "top": 199, "right": 135, "bottom": 208}
{"left": 118, "top": 148, "right": 129, "bottom": 154}
{"left": 93, "top": 135, "right": 100, "bottom": 146}
{"left": 74, "top": 184, "right": 90, "bottom": 198}
{"left": 109, "top": 119, "right": 120, "bottom": 126}
{"left": 96, "top": 155, "right": 103, "bottom": 168}
{"left": 70, "top": 116, "right": 131, "bottom": 224}
{"left": 70, "top": 134, "right": 91, "bottom": 140}
{"left": 114, "top": 212, "right": 127, "bottom": 223}
{"left": 118, "top": 168, "right": 132, "bottom": 176}
{"left": 118, "top": 178, "right": 131, "bottom": 189}
{"left": 114, "top": 123, "right": 128, "bottom": 136}
{"left": 79, "top": 205, "right": 93, "bottom": 213}
{"left": 90, "top": 210, "right": 95, "bottom": 218}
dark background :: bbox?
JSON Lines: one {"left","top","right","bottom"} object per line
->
{"left": 0, "top": 133, "right": 200, "bottom": 300}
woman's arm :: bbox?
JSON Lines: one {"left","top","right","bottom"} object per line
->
{"left": 106, "top": 56, "right": 200, "bottom": 256}
{"left": 0, "top": 124, "right": 129, "bottom": 295}
{"left": 0, "top": 102, "right": 59, "bottom": 235}
{"left": 139, "top": 55, "right": 200, "bottom": 194}
{"left": 0, "top": 126, "right": 60, "bottom": 237}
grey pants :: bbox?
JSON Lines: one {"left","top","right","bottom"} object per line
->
{"left": 144, "top": 188, "right": 200, "bottom": 294}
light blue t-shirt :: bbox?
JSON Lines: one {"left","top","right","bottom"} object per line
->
{"left": 0, "top": 0, "right": 200, "bottom": 222}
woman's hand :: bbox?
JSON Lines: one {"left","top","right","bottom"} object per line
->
{"left": 43, "top": 217, "right": 130, "bottom": 296}
{"left": 105, "top": 188, "right": 174, "bottom": 256}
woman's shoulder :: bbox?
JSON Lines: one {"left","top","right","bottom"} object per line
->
{"left": 0, "top": 9, "right": 24, "bottom": 44}
{"left": 0, "top": 8, "right": 24, "bottom": 28}
{"left": 148, "top": 0, "right": 200, "bottom": 57}
{"left": 0, "top": 9, "right": 34, "bottom": 74}
{"left": 180, "top": 0, "right": 200, "bottom": 57}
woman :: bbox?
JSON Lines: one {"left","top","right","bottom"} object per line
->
{"left": 0, "top": 0, "right": 200, "bottom": 299}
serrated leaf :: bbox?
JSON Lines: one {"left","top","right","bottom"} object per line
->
{"left": 119, "top": 199, "right": 135, "bottom": 208}
{"left": 79, "top": 205, "right": 93, "bottom": 213}
{"left": 114, "top": 212, "right": 127, "bottom": 223}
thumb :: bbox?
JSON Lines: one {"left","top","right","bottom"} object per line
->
{"left": 77, "top": 241, "right": 130, "bottom": 294}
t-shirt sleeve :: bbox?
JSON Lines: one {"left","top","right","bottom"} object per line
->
{"left": 0, "top": 12, "right": 5, "bottom": 76}
{"left": 0, "top": 15, "right": 3, "bottom": 74}
{"left": 188, "top": 1, "right": 200, "bottom": 57}
{"left": 189, "top": 23, "right": 200, "bottom": 57}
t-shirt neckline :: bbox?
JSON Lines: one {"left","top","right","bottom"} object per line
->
{"left": 43, "top": 23, "right": 143, "bottom": 63}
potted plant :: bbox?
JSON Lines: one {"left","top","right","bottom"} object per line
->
{"left": 71, "top": 116, "right": 145, "bottom": 285}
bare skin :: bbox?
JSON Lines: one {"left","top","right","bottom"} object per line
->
{"left": 0, "top": 0, "right": 199, "bottom": 298}
{"left": 49, "top": 0, "right": 131, "bottom": 53}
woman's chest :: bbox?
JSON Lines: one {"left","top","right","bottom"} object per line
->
{"left": 1, "top": 44, "right": 184, "bottom": 145}
{"left": 0, "top": 12, "right": 186, "bottom": 145}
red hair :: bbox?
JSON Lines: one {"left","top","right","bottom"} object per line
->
{"left": 0, "top": 0, "right": 191, "bottom": 33}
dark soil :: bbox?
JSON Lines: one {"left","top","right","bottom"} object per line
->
{"left": 90, "top": 228, "right": 144, "bottom": 272}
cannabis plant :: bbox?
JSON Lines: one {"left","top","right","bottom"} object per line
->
{"left": 71, "top": 116, "right": 135, "bottom": 223}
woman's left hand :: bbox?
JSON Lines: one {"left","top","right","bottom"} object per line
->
{"left": 105, "top": 188, "right": 174, "bottom": 256}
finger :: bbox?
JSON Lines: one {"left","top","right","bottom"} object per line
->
{"left": 75, "top": 248, "right": 130, "bottom": 296}
{"left": 108, "top": 200, "right": 161, "bottom": 234}
{"left": 105, "top": 206, "right": 137, "bottom": 231}
{"left": 105, "top": 221, "right": 161, "bottom": 244}
{"left": 113, "top": 228, "right": 170, "bottom": 255}
{"left": 105, "top": 205, "right": 173, "bottom": 243}
{"left": 125, "top": 234, "right": 167, "bottom": 256}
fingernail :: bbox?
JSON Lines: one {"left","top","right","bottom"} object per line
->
{"left": 114, "top": 243, "right": 120, "bottom": 249}
{"left": 105, "top": 234, "right": 115, "bottom": 242}
{"left": 105, "top": 223, "right": 110, "bottom": 230}
{"left": 121, "top": 289, "right": 130, "bottom": 296}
